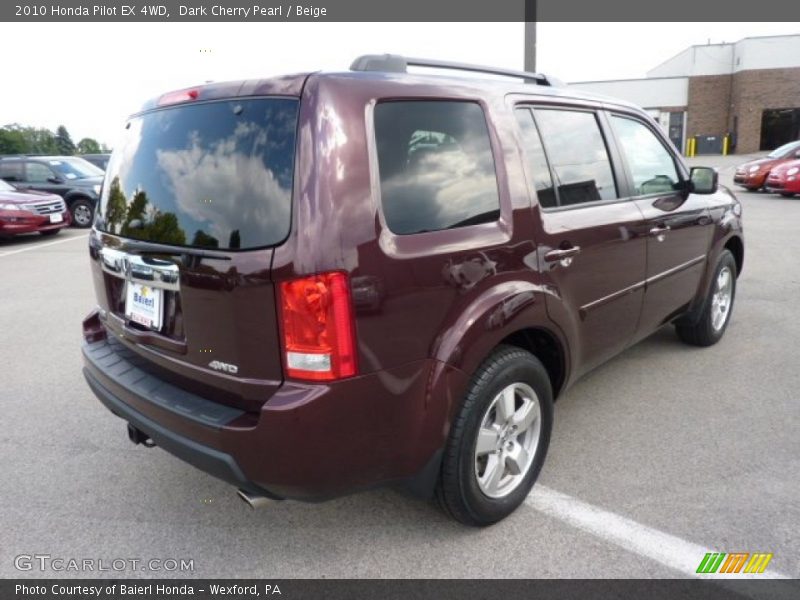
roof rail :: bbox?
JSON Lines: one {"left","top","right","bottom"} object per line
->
{"left": 350, "top": 54, "right": 557, "bottom": 86}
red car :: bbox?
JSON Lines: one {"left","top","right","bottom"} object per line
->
{"left": 734, "top": 140, "right": 800, "bottom": 190}
{"left": 0, "top": 178, "right": 70, "bottom": 237}
{"left": 765, "top": 159, "right": 800, "bottom": 197}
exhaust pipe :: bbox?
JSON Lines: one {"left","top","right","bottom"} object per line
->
{"left": 237, "top": 489, "right": 275, "bottom": 509}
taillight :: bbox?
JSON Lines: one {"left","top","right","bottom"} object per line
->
{"left": 157, "top": 87, "right": 200, "bottom": 106}
{"left": 279, "top": 272, "right": 357, "bottom": 381}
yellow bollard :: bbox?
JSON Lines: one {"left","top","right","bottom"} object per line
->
{"left": 723, "top": 135, "right": 729, "bottom": 156}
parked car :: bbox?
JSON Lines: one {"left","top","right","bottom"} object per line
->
{"left": 765, "top": 159, "right": 800, "bottom": 197}
{"left": 81, "top": 55, "right": 744, "bottom": 526}
{"left": 733, "top": 140, "right": 800, "bottom": 190}
{"left": 0, "top": 177, "right": 70, "bottom": 237}
{"left": 0, "top": 155, "right": 103, "bottom": 227}
{"left": 79, "top": 153, "right": 111, "bottom": 171}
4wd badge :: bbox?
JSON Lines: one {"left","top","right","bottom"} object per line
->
{"left": 208, "top": 360, "right": 238, "bottom": 375}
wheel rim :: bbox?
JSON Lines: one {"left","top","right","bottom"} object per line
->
{"left": 474, "top": 382, "right": 542, "bottom": 499}
{"left": 710, "top": 266, "right": 733, "bottom": 332}
{"left": 73, "top": 204, "right": 92, "bottom": 226}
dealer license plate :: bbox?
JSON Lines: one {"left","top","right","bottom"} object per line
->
{"left": 125, "top": 282, "right": 163, "bottom": 330}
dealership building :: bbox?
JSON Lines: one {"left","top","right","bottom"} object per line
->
{"left": 569, "top": 35, "right": 800, "bottom": 155}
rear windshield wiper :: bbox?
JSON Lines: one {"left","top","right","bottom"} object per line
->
{"left": 120, "top": 239, "right": 232, "bottom": 261}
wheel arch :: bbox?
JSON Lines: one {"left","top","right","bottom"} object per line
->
{"left": 431, "top": 280, "right": 570, "bottom": 406}
{"left": 63, "top": 191, "right": 94, "bottom": 206}
{"left": 724, "top": 234, "right": 744, "bottom": 277}
{"left": 499, "top": 328, "right": 567, "bottom": 400}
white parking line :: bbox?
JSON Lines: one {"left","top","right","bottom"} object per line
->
{"left": 0, "top": 233, "right": 89, "bottom": 258}
{"left": 526, "top": 486, "right": 792, "bottom": 580}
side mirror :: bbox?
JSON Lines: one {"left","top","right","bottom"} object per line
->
{"left": 47, "top": 176, "right": 64, "bottom": 184}
{"left": 690, "top": 167, "right": 718, "bottom": 194}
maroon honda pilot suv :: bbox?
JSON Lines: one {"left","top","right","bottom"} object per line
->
{"left": 82, "top": 55, "right": 744, "bottom": 525}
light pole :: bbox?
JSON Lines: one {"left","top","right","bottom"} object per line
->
{"left": 524, "top": 1, "right": 536, "bottom": 71}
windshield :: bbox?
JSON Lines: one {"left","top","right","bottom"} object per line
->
{"left": 48, "top": 158, "right": 104, "bottom": 180}
{"left": 767, "top": 140, "right": 800, "bottom": 159}
{"left": 0, "top": 178, "right": 15, "bottom": 192}
{"left": 97, "top": 97, "right": 298, "bottom": 250}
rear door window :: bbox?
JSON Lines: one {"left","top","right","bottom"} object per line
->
{"left": 374, "top": 100, "right": 500, "bottom": 235}
{"left": 98, "top": 97, "right": 299, "bottom": 250}
{"left": 0, "top": 161, "right": 23, "bottom": 182}
{"left": 514, "top": 108, "right": 557, "bottom": 208}
{"left": 533, "top": 108, "right": 618, "bottom": 207}
{"left": 25, "top": 162, "right": 55, "bottom": 183}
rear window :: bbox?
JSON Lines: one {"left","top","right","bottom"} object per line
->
{"left": 0, "top": 160, "right": 23, "bottom": 182}
{"left": 374, "top": 101, "right": 500, "bottom": 235}
{"left": 98, "top": 97, "right": 298, "bottom": 250}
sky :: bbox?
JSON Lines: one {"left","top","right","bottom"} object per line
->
{"left": 0, "top": 21, "right": 798, "bottom": 146}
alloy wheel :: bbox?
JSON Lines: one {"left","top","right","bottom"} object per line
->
{"left": 474, "top": 382, "right": 542, "bottom": 499}
{"left": 73, "top": 204, "right": 93, "bottom": 226}
{"left": 710, "top": 266, "right": 733, "bottom": 332}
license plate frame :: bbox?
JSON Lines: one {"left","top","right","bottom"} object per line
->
{"left": 124, "top": 282, "right": 163, "bottom": 331}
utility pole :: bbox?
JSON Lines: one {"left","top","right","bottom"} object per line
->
{"left": 524, "top": 1, "right": 537, "bottom": 71}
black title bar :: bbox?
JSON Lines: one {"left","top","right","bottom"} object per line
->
{"left": 4, "top": 579, "right": 798, "bottom": 600}
{"left": 3, "top": 0, "right": 800, "bottom": 22}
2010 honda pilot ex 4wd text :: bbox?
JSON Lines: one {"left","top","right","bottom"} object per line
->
{"left": 81, "top": 55, "right": 744, "bottom": 526}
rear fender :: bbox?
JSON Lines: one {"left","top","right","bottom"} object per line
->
{"left": 430, "top": 280, "right": 569, "bottom": 416}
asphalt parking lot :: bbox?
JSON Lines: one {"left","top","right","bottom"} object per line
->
{"left": 1, "top": 155, "right": 798, "bottom": 580}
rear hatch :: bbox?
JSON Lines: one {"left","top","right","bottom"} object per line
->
{"left": 91, "top": 95, "right": 299, "bottom": 412}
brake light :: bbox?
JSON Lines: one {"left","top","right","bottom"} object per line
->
{"left": 157, "top": 88, "right": 200, "bottom": 106}
{"left": 279, "top": 272, "right": 357, "bottom": 381}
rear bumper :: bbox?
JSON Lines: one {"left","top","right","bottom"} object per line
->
{"left": 84, "top": 366, "right": 276, "bottom": 496}
{"left": 82, "top": 335, "right": 464, "bottom": 500}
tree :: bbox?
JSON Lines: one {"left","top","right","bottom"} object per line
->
{"left": 26, "top": 126, "right": 59, "bottom": 154}
{"left": 54, "top": 125, "right": 76, "bottom": 155}
{"left": 121, "top": 188, "right": 149, "bottom": 237}
{"left": 104, "top": 177, "right": 128, "bottom": 234}
{"left": 1, "top": 124, "right": 58, "bottom": 154}
{"left": 76, "top": 137, "right": 102, "bottom": 154}
{"left": 147, "top": 212, "right": 186, "bottom": 246}
{"left": 0, "top": 124, "right": 109, "bottom": 156}
{"left": 192, "top": 230, "right": 219, "bottom": 248}
{"left": 0, "top": 127, "right": 27, "bottom": 154}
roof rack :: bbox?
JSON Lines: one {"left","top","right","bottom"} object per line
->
{"left": 350, "top": 54, "right": 557, "bottom": 86}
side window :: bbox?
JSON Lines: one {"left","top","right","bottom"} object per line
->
{"left": 0, "top": 161, "right": 23, "bottom": 182}
{"left": 25, "top": 162, "right": 55, "bottom": 183}
{"left": 533, "top": 108, "right": 618, "bottom": 206}
{"left": 514, "top": 108, "right": 557, "bottom": 208}
{"left": 374, "top": 100, "right": 500, "bottom": 235}
{"left": 611, "top": 115, "right": 681, "bottom": 195}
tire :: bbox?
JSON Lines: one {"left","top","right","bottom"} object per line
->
{"left": 39, "top": 229, "right": 60, "bottom": 236}
{"left": 676, "top": 250, "right": 737, "bottom": 347}
{"left": 69, "top": 198, "right": 94, "bottom": 228}
{"left": 436, "top": 345, "right": 553, "bottom": 526}
{"left": 780, "top": 192, "right": 795, "bottom": 198}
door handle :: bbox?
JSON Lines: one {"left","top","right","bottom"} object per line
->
{"left": 544, "top": 246, "right": 581, "bottom": 267}
{"left": 649, "top": 225, "right": 670, "bottom": 241}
